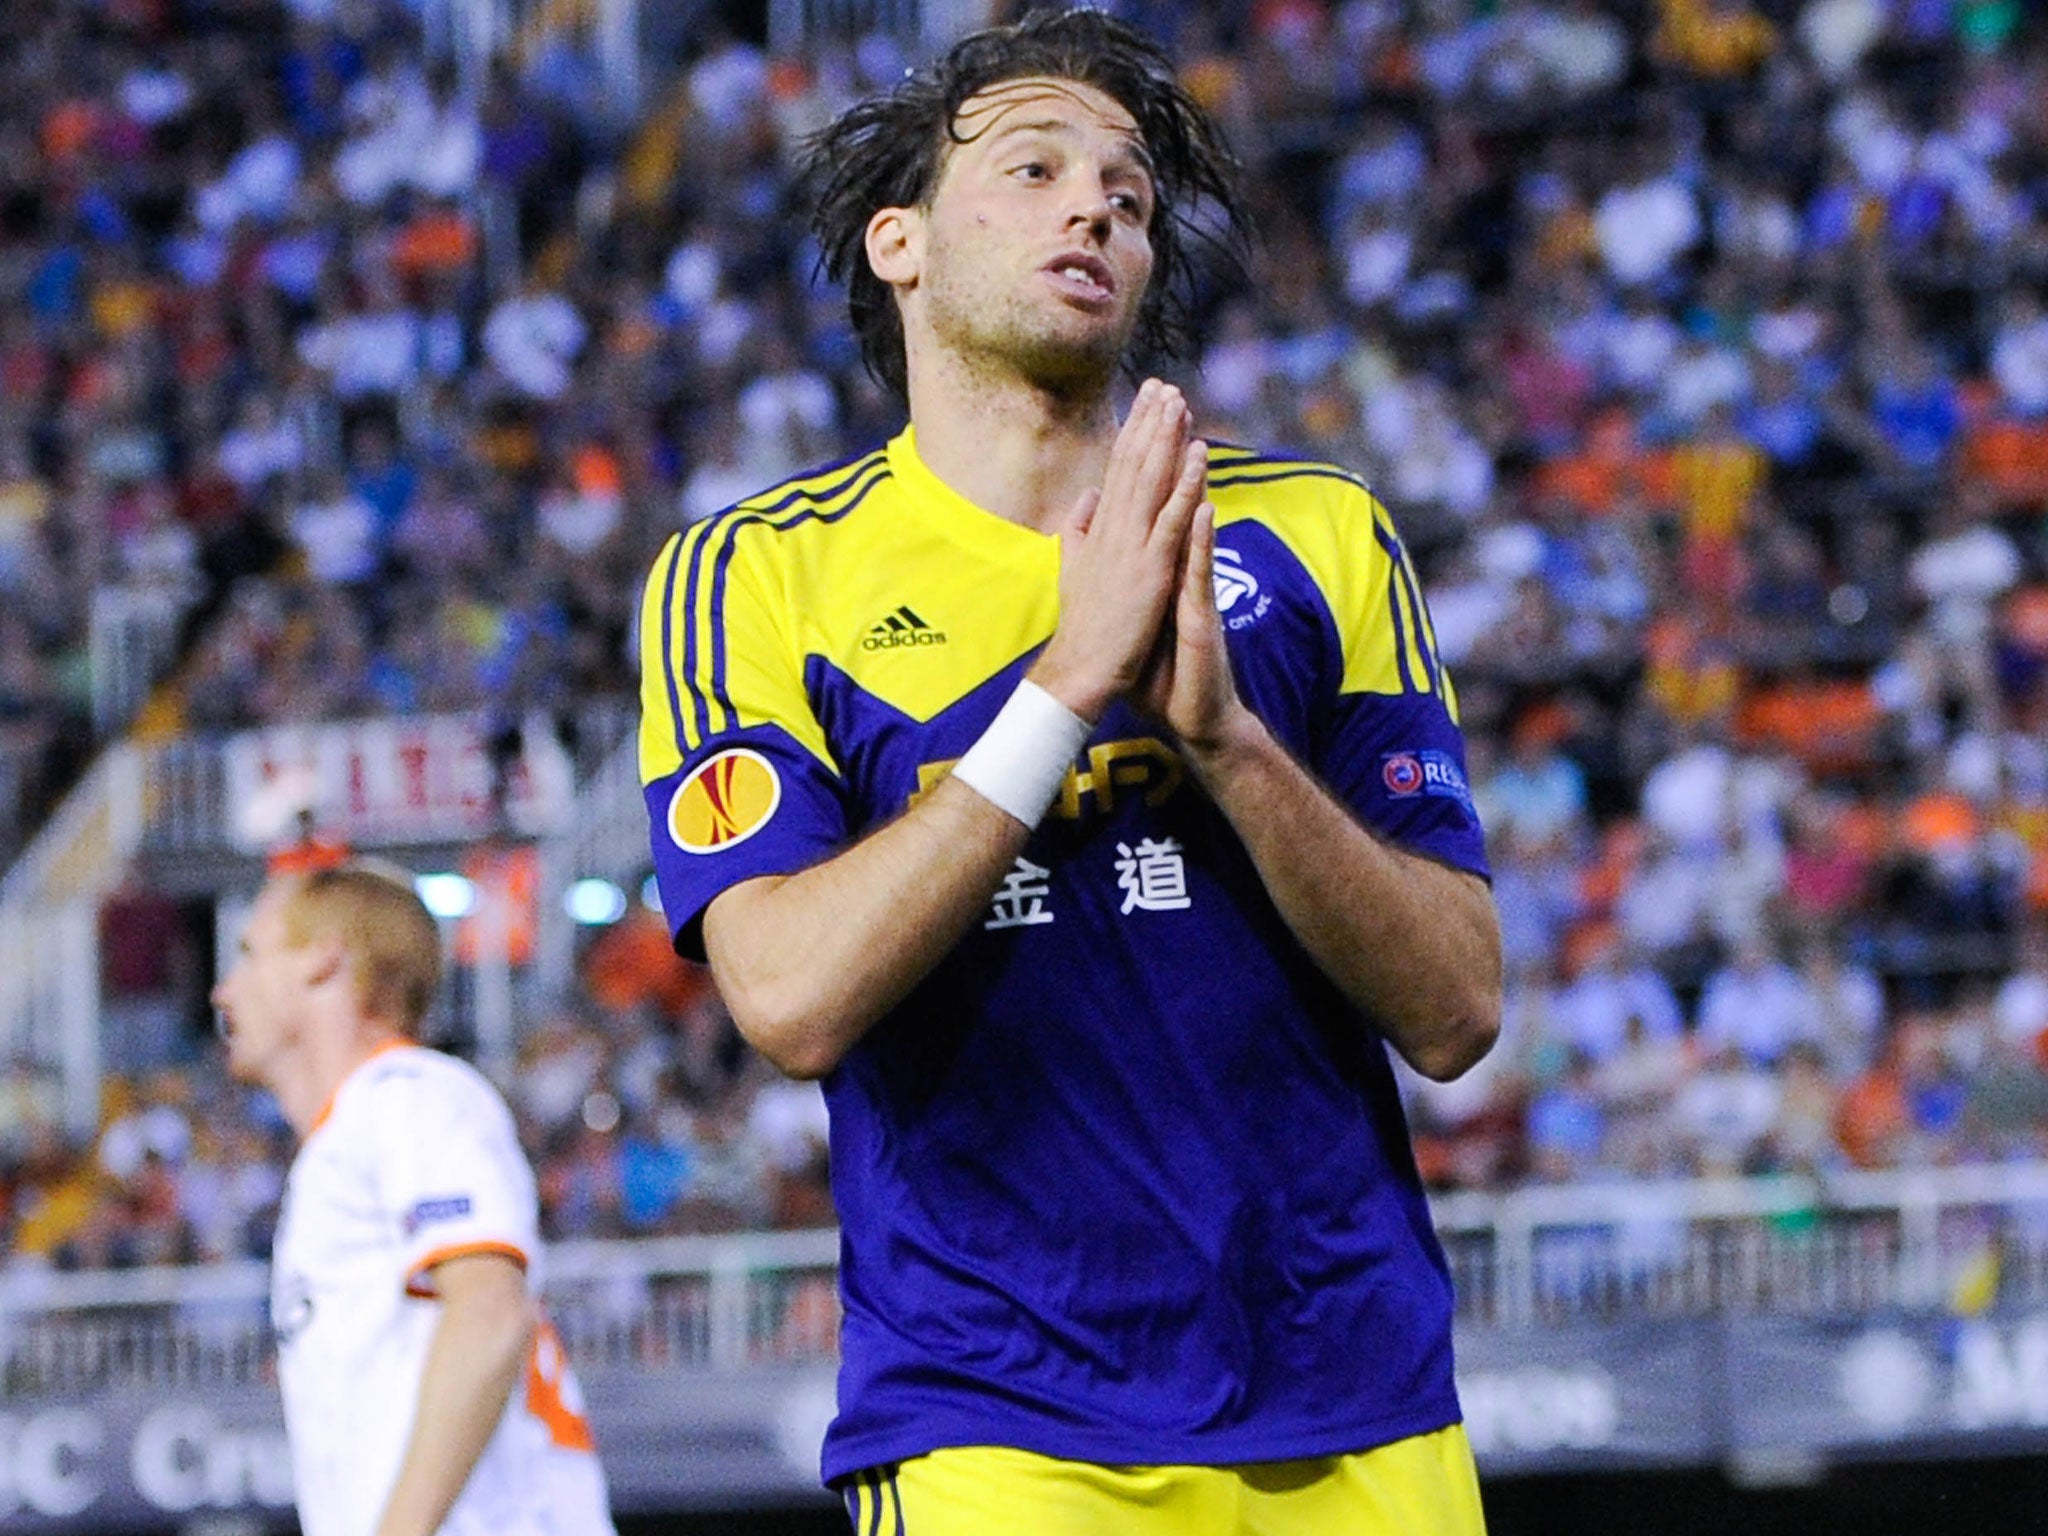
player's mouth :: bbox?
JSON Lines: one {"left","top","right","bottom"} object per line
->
{"left": 1042, "top": 252, "right": 1116, "bottom": 306}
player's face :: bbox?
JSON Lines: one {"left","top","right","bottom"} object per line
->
{"left": 907, "top": 76, "right": 1156, "bottom": 392}
{"left": 212, "top": 883, "right": 313, "bottom": 1085}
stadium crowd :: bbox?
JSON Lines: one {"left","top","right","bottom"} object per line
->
{"left": 4, "top": 901, "right": 837, "bottom": 1268}
{"left": 4, "top": 0, "right": 2048, "bottom": 1270}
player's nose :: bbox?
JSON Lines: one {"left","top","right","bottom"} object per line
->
{"left": 1063, "top": 181, "right": 1115, "bottom": 240}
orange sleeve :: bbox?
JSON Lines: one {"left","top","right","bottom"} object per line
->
{"left": 404, "top": 1240, "right": 531, "bottom": 1299}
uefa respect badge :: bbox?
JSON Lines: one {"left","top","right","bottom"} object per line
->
{"left": 1380, "top": 749, "right": 1473, "bottom": 814}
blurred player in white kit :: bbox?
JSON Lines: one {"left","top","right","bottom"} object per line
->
{"left": 214, "top": 862, "right": 615, "bottom": 1536}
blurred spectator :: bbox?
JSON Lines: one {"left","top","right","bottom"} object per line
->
{"left": 1771, "top": 1042, "right": 1842, "bottom": 1170}
{"left": 618, "top": 1109, "right": 694, "bottom": 1233}
{"left": 1594, "top": 1014, "right": 1693, "bottom": 1172}
{"left": 1489, "top": 820, "right": 1588, "bottom": 974}
{"left": 1994, "top": 922, "right": 2048, "bottom": 1055}
{"left": 1866, "top": 335, "right": 1963, "bottom": 479}
{"left": 1655, "top": 0, "right": 1778, "bottom": 78}
{"left": 1899, "top": 1012, "right": 1973, "bottom": 1160}
{"left": 540, "top": 1119, "right": 626, "bottom": 1241}
{"left": 1781, "top": 795, "right": 1879, "bottom": 935}
{"left": 1797, "top": 938, "right": 1889, "bottom": 1082}
{"left": 1675, "top": 1042, "right": 1782, "bottom": 1175}
{"left": 1526, "top": 1051, "right": 1607, "bottom": 1183}
{"left": 1550, "top": 930, "right": 1686, "bottom": 1065}
{"left": 579, "top": 905, "right": 714, "bottom": 1025}
{"left": 1478, "top": 704, "right": 1589, "bottom": 851}
{"left": 749, "top": 1077, "right": 834, "bottom": 1229}
{"left": 514, "top": 1014, "right": 608, "bottom": 1136}
{"left": 674, "top": 1101, "right": 773, "bottom": 1233}
{"left": 1592, "top": 142, "right": 1701, "bottom": 289}
{"left": 483, "top": 278, "right": 587, "bottom": 401}
{"left": 680, "top": 407, "right": 766, "bottom": 526}
{"left": 287, "top": 469, "right": 382, "bottom": 594}
{"left": 1990, "top": 291, "right": 2048, "bottom": 417}
{"left": 1910, "top": 492, "right": 2024, "bottom": 649}
{"left": 1697, "top": 935, "right": 1822, "bottom": 1067}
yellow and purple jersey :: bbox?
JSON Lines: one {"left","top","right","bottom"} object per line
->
{"left": 638, "top": 428, "right": 1487, "bottom": 1483}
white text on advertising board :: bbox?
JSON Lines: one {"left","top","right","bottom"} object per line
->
{"left": 0, "top": 1412, "right": 99, "bottom": 1518}
{"left": 1458, "top": 1367, "right": 1620, "bottom": 1454}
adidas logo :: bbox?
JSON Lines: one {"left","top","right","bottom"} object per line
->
{"left": 863, "top": 605, "right": 948, "bottom": 650}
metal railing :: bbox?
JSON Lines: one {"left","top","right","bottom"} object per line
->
{"left": 1433, "top": 1162, "right": 2048, "bottom": 1327}
{"left": 9, "top": 1167, "right": 2048, "bottom": 1399}
{"left": 0, "top": 1228, "right": 842, "bottom": 1399}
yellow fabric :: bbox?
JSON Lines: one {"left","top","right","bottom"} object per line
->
{"left": 13, "top": 1174, "right": 103, "bottom": 1257}
{"left": 848, "top": 1425, "right": 1486, "bottom": 1536}
{"left": 1672, "top": 438, "right": 1764, "bottom": 543}
{"left": 1206, "top": 446, "right": 1456, "bottom": 718}
{"left": 1657, "top": 0, "right": 1776, "bottom": 75}
{"left": 638, "top": 433, "right": 1458, "bottom": 789}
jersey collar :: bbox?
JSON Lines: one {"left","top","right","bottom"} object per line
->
{"left": 886, "top": 427, "right": 1061, "bottom": 569}
{"left": 307, "top": 1036, "right": 415, "bottom": 1139}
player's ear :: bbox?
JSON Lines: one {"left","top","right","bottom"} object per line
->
{"left": 302, "top": 937, "right": 346, "bottom": 991}
{"left": 865, "top": 205, "right": 922, "bottom": 290}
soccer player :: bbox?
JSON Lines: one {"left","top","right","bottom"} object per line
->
{"left": 638, "top": 10, "right": 1502, "bottom": 1533}
{"left": 213, "top": 864, "right": 614, "bottom": 1536}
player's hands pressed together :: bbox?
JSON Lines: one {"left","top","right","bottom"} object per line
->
{"left": 1030, "top": 379, "right": 1208, "bottom": 723}
{"left": 1135, "top": 497, "right": 1255, "bottom": 761}
{"left": 700, "top": 382, "right": 1217, "bottom": 1081}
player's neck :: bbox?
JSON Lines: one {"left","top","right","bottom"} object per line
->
{"left": 277, "top": 1024, "right": 411, "bottom": 1140}
{"left": 904, "top": 349, "right": 1119, "bottom": 534}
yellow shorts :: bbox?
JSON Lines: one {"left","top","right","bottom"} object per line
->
{"left": 840, "top": 1424, "right": 1486, "bottom": 1536}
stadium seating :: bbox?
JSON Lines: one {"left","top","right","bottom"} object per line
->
{"left": 1, "top": 0, "right": 2047, "bottom": 1280}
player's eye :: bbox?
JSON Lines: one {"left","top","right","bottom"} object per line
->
{"left": 1011, "top": 162, "right": 1050, "bottom": 182}
{"left": 1110, "top": 191, "right": 1145, "bottom": 218}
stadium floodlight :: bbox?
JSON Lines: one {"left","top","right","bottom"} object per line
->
{"left": 414, "top": 872, "right": 477, "bottom": 919}
{"left": 565, "top": 878, "right": 628, "bottom": 926}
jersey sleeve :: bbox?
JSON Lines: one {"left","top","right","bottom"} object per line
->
{"left": 638, "top": 518, "right": 850, "bottom": 958}
{"left": 360, "top": 1058, "right": 540, "bottom": 1298}
{"left": 1314, "top": 485, "right": 1490, "bottom": 880}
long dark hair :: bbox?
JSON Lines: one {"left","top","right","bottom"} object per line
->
{"left": 801, "top": 8, "right": 1248, "bottom": 398}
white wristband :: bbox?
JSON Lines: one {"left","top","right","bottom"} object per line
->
{"left": 951, "top": 680, "right": 1091, "bottom": 828}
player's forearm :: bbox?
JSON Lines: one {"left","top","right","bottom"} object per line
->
{"left": 373, "top": 1289, "right": 537, "bottom": 1536}
{"left": 703, "top": 777, "right": 1032, "bottom": 1080}
{"left": 1188, "top": 710, "right": 1503, "bottom": 1081}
